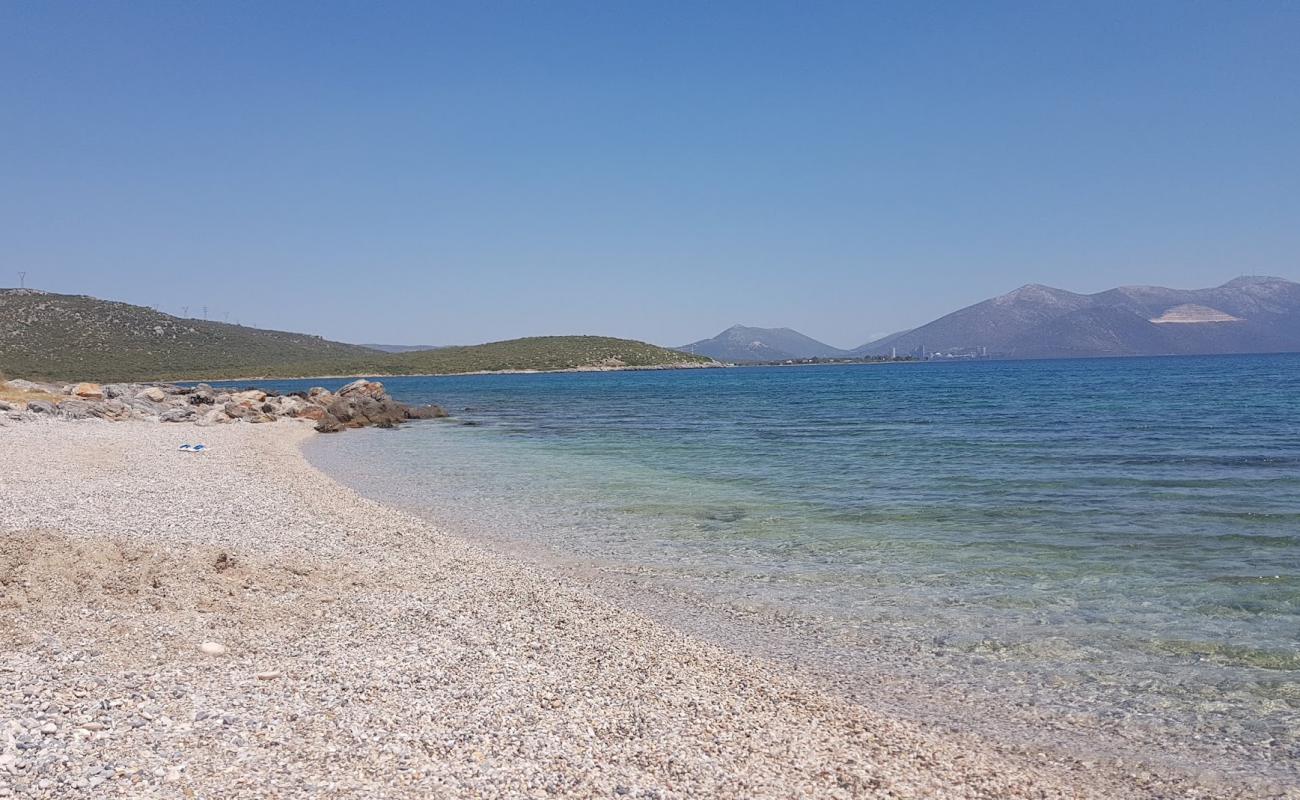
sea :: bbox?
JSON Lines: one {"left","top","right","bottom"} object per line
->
{"left": 217, "top": 354, "right": 1300, "bottom": 790}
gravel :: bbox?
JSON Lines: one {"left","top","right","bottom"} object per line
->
{"left": 0, "top": 419, "right": 1289, "bottom": 799}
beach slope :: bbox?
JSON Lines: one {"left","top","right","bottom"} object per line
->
{"left": 0, "top": 420, "right": 1218, "bottom": 798}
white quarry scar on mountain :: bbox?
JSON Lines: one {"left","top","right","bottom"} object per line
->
{"left": 1149, "top": 304, "right": 1243, "bottom": 324}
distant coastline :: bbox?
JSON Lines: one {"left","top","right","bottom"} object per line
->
{"left": 174, "top": 359, "right": 724, "bottom": 384}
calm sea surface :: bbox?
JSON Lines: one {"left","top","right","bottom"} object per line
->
{"left": 229, "top": 354, "right": 1300, "bottom": 788}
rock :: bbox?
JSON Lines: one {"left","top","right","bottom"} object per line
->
{"left": 324, "top": 398, "right": 356, "bottom": 425}
{"left": 255, "top": 671, "right": 282, "bottom": 681}
{"left": 326, "top": 395, "right": 407, "bottom": 428}
{"left": 0, "top": 400, "right": 11, "bottom": 411}
{"left": 406, "top": 404, "right": 448, "bottom": 420}
{"left": 199, "top": 642, "right": 226, "bottom": 656}
{"left": 159, "top": 407, "right": 197, "bottom": 423}
{"left": 138, "top": 387, "right": 167, "bottom": 403}
{"left": 314, "top": 415, "right": 345, "bottom": 433}
{"left": 195, "top": 408, "right": 231, "bottom": 427}
{"left": 276, "top": 396, "right": 309, "bottom": 417}
{"left": 89, "top": 400, "right": 131, "bottom": 421}
{"left": 39, "top": 723, "right": 56, "bottom": 735}
{"left": 307, "top": 387, "right": 332, "bottom": 402}
{"left": 297, "top": 405, "right": 326, "bottom": 421}
{"left": 231, "top": 390, "right": 267, "bottom": 404}
{"left": 102, "top": 383, "right": 132, "bottom": 399}
{"left": 58, "top": 399, "right": 95, "bottom": 419}
{"left": 189, "top": 384, "right": 216, "bottom": 405}
{"left": 337, "top": 379, "right": 386, "bottom": 399}
{"left": 71, "top": 382, "right": 104, "bottom": 399}
{"left": 26, "top": 400, "right": 56, "bottom": 414}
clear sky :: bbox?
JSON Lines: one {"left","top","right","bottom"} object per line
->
{"left": 3, "top": 2, "right": 1298, "bottom": 348}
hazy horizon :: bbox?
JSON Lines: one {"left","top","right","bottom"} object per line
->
{"left": 4, "top": 2, "right": 1298, "bottom": 349}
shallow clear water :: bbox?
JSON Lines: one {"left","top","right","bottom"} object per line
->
{"left": 234, "top": 355, "right": 1300, "bottom": 786}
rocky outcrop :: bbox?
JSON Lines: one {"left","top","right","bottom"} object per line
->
{"left": 0, "top": 378, "right": 447, "bottom": 431}
{"left": 311, "top": 379, "right": 448, "bottom": 432}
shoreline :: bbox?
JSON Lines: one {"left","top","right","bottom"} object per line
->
{"left": 306, "top": 424, "right": 1300, "bottom": 798}
{"left": 97, "top": 361, "right": 727, "bottom": 386}
{"left": 0, "top": 419, "right": 1284, "bottom": 798}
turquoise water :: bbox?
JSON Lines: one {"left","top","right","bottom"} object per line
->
{"left": 247, "top": 355, "right": 1298, "bottom": 787}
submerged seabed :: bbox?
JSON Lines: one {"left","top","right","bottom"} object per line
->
{"left": 284, "top": 355, "right": 1298, "bottom": 791}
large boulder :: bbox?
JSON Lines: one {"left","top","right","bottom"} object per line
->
{"left": 160, "top": 406, "right": 197, "bottom": 423}
{"left": 224, "top": 402, "right": 257, "bottom": 420}
{"left": 138, "top": 387, "right": 168, "bottom": 403}
{"left": 231, "top": 389, "right": 267, "bottom": 404}
{"left": 188, "top": 384, "right": 216, "bottom": 405}
{"left": 89, "top": 400, "right": 132, "bottom": 421}
{"left": 102, "top": 383, "right": 133, "bottom": 399}
{"left": 195, "top": 408, "right": 232, "bottom": 427}
{"left": 325, "top": 395, "right": 407, "bottom": 429}
{"left": 71, "top": 383, "right": 104, "bottom": 399}
{"left": 297, "top": 405, "right": 326, "bottom": 422}
{"left": 405, "top": 404, "right": 449, "bottom": 420}
{"left": 58, "top": 399, "right": 94, "bottom": 419}
{"left": 26, "top": 400, "right": 57, "bottom": 415}
{"left": 337, "top": 379, "right": 386, "bottom": 400}
{"left": 274, "top": 396, "right": 310, "bottom": 417}
{"left": 315, "top": 415, "right": 345, "bottom": 433}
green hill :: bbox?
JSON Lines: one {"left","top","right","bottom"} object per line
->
{"left": 0, "top": 290, "right": 714, "bottom": 382}
{"left": 386, "top": 336, "right": 714, "bottom": 374}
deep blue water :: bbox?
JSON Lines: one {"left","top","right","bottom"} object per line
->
{"left": 219, "top": 354, "right": 1300, "bottom": 783}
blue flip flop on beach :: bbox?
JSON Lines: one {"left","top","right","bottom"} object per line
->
{"left": 178, "top": 444, "right": 208, "bottom": 452}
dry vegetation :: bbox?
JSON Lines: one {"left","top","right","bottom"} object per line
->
{"left": 0, "top": 377, "right": 61, "bottom": 405}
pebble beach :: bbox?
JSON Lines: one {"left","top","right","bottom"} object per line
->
{"left": 0, "top": 418, "right": 1289, "bottom": 799}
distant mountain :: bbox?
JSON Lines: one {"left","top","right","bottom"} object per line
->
{"left": 680, "top": 325, "right": 849, "bottom": 362}
{"left": 0, "top": 289, "right": 717, "bottom": 381}
{"left": 358, "top": 343, "right": 444, "bottom": 353}
{"left": 853, "top": 276, "right": 1300, "bottom": 359}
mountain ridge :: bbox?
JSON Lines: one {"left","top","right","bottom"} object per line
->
{"left": 852, "top": 276, "right": 1300, "bottom": 359}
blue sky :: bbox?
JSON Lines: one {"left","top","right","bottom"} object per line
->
{"left": 3, "top": 1, "right": 1298, "bottom": 348}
